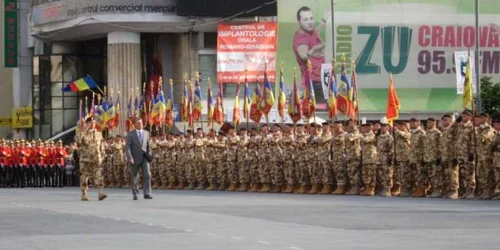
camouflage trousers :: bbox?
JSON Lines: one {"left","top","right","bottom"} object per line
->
{"left": 426, "top": 162, "right": 443, "bottom": 192}
{"left": 458, "top": 158, "right": 476, "bottom": 190}
{"left": 151, "top": 159, "right": 163, "bottom": 186}
{"left": 296, "top": 160, "right": 310, "bottom": 185}
{"left": 195, "top": 159, "right": 207, "bottom": 184}
{"left": 402, "top": 163, "right": 418, "bottom": 191}
{"left": 248, "top": 158, "right": 261, "bottom": 185}
{"left": 227, "top": 160, "right": 238, "bottom": 184}
{"left": 331, "top": 159, "right": 346, "bottom": 187}
{"left": 376, "top": 164, "right": 393, "bottom": 190}
{"left": 112, "top": 164, "right": 124, "bottom": 186}
{"left": 123, "top": 164, "right": 131, "bottom": 186}
{"left": 393, "top": 161, "right": 408, "bottom": 188}
{"left": 283, "top": 159, "right": 296, "bottom": 186}
{"left": 176, "top": 160, "right": 186, "bottom": 183}
{"left": 270, "top": 161, "right": 284, "bottom": 186}
{"left": 159, "top": 161, "right": 170, "bottom": 185}
{"left": 346, "top": 157, "right": 360, "bottom": 188}
{"left": 238, "top": 159, "right": 250, "bottom": 184}
{"left": 217, "top": 161, "right": 228, "bottom": 186}
{"left": 80, "top": 162, "right": 104, "bottom": 190}
{"left": 493, "top": 155, "right": 500, "bottom": 193}
{"left": 259, "top": 161, "right": 271, "bottom": 184}
{"left": 206, "top": 161, "right": 217, "bottom": 185}
{"left": 309, "top": 161, "right": 323, "bottom": 185}
{"left": 165, "top": 161, "right": 176, "bottom": 184}
{"left": 186, "top": 161, "right": 196, "bottom": 184}
{"left": 443, "top": 161, "right": 459, "bottom": 193}
{"left": 103, "top": 163, "right": 113, "bottom": 185}
{"left": 362, "top": 163, "right": 376, "bottom": 188}
{"left": 476, "top": 159, "right": 493, "bottom": 191}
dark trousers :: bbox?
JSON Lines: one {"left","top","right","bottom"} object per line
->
{"left": 37, "top": 166, "right": 45, "bottom": 187}
{"left": 55, "top": 165, "right": 64, "bottom": 187}
{"left": 46, "top": 165, "right": 54, "bottom": 187}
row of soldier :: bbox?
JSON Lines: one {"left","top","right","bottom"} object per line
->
{"left": 98, "top": 109, "right": 500, "bottom": 200}
{"left": 0, "top": 139, "right": 69, "bottom": 188}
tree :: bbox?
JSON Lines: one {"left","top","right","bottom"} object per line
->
{"left": 480, "top": 76, "right": 500, "bottom": 118}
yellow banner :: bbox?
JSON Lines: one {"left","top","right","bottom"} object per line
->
{"left": 12, "top": 107, "right": 33, "bottom": 128}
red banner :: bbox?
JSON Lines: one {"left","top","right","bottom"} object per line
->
{"left": 217, "top": 22, "right": 277, "bottom": 83}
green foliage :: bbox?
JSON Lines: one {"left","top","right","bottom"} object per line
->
{"left": 480, "top": 76, "right": 500, "bottom": 118}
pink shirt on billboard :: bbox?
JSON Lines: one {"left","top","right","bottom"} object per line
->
{"left": 293, "top": 29, "right": 325, "bottom": 87}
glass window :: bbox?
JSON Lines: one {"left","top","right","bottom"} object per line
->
{"left": 50, "top": 55, "right": 63, "bottom": 83}
{"left": 51, "top": 82, "right": 63, "bottom": 97}
{"left": 63, "top": 97, "right": 77, "bottom": 109}
{"left": 199, "top": 54, "right": 217, "bottom": 95}
{"left": 63, "top": 56, "right": 77, "bottom": 82}
{"left": 203, "top": 32, "right": 217, "bottom": 48}
{"left": 33, "top": 110, "right": 40, "bottom": 125}
{"left": 41, "top": 124, "right": 51, "bottom": 140}
{"left": 64, "top": 109, "right": 78, "bottom": 129}
{"left": 33, "top": 125, "right": 40, "bottom": 139}
{"left": 33, "top": 84, "right": 40, "bottom": 109}
{"left": 52, "top": 97, "right": 63, "bottom": 109}
{"left": 42, "top": 109, "right": 51, "bottom": 124}
{"left": 51, "top": 109, "right": 63, "bottom": 135}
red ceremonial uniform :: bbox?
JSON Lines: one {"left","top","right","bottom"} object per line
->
{"left": 19, "top": 147, "right": 30, "bottom": 166}
{"left": 34, "top": 146, "right": 48, "bottom": 166}
{"left": 0, "top": 146, "right": 11, "bottom": 167}
{"left": 11, "top": 146, "right": 20, "bottom": 167}
{"left": 53, "top": 147, "right": 68, "bottom": 166}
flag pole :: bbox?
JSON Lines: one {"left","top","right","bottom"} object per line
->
{"left": 474, "top": 0, "right": 481, "bottom": 113}
{"left": 352, "top": 60, "right": 361, "bottom": 127}
{"left": 245, "top": 69, "right": 249, "bottom": 133}
{"left": 280, "top": 62, "right": 285, "bottom": 129}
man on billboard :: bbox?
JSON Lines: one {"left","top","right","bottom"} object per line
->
{"left": 293, "top": 6, "right": 329, "bottom": 104}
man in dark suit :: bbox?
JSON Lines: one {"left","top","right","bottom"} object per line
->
{"left": 126, "top": 117, "right": 153, "bottom": 200}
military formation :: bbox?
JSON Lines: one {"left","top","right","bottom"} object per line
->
{"left": 0, "top": 139, "right": 68, "bottom": 188}
{"left": 95, "top": 109, "right": 500, "bottom": 200}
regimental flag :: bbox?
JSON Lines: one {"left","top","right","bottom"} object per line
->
{"left": 288, "top": 73, "right": 302, "bottom": 123}
{"left": 386, "top": 73, "right": 401, "bottom": 126}
{"left": 233, "top": 83, "right": 241, "bottom": 127}
{"left": 250, "top": 84, "right": 263, "bottom": 123}
{"left": 93, "top": 100, "right": 104, "bottom": 132}
{"left": 79, "top": 100, "right": 84, "bottom": 129}
{"left": 192, "top": 76, "right": 204, "bottom": 121}
{"left": 350, "top": 64, "right": 358, "bottom": 119}
{"left": 111, "top": 94, "right": 121, "bottom": 130}
{"left": 127, "top": 95, "right": 134, "bottom": 131}
{"left": 181, "top": 82, "right": 189, "bottom": 122}
{"left": 328, "top": 65, "right": 338, "bottom": 119}
{"left": 152, "top": 91, "right": 167, "bottom": 126}
{"left": 61, "top": 75, "right": 98, "bottom": 92}
{"left": 213, "top": 81, "right": 225, "bottom": 125}
{"left": 278, "top": 70, "right": 286, "bottom": 119}
{"left": 462, "top": 54, "right": 473, "bottom": 108}
{"left": 165, "top": 79, "right": 175, "bottom": 128}
{"left": 243, "top": 78, "right": 250, "bottom": 120}
{"left": 259, "top": 70, "right": 274, "bottom": 116}
{"left": 302, "top": 62, "right": 316, "bottom": 119}
{"left": 206, "top": 79, "right": 215, "bottom": 126}
{"left": 102, "top": 97, "right": 117, "bottom": 130}
{"left": 336, "top": 56, "right": 352, "bottom": 115}
{"left": 134, "top": 96, "right": 139, "bottom": 116}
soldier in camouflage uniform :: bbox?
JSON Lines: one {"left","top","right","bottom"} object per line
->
{"left": 376, "top": 123, "right": 394, "bottom": 197}
{"left": 257, "top": 126, "right": 271, "bottom": 192}
{"left": 164, "top": 133, "right": 177, "bottom": 189}
{"left": 248, "top": 128, "right": 261, "bottom": 192}
{"left": 307, "top": 124, "right": 323, "bottom": 194}
{"left": 184, "top": 130, "right": 197, "bottom": 190}
{"left": 491, "top": 118, "right": 500, "bottom": 200}
{"left": 215, "top": 131, "right": 227, "bottom": 190}
{"left": 150, "top": 135, "right": 161, "bottom": 189}
{"left": 203, "top": 130, "right": 217, "bottom": 190}
{"left": 194, "top": 128, "right": 207, "bottom": 190}
{"left": 157, "top": 134, "right": 168, "bottom": 189}
{"left": 294, "top": 125, "right": 309, "bottom": 194}
{"left": 439, "top": 114, "right": 458, "bottom": 199}
{"left": 112, "top": 136, "right": 125, "bottom": 188}
{"left": 281, "top": 125, "right": 296, "bottom": 193}
{"left": 318, "top": 123, "right": 333, "bottom": 194}
{"left": 175, "top": 133, "right": 187, "bottom": 190}
{"left": 225, "top": 127, "right": 240, "bottom": 191}
{"left": 236, "top": 128, "right": 250, "bottom": 191}
{"left": 269, "top": 125, "right": 284, "bottom": 193}
{"left": 345, "top": 120, "right": 361, "bottom": 195}
{"left": 455, "top": 110, "right": 477, "bottom": 199}
{"left": 75, "top": 117, "right": 107, "bottom": 201}
{"left": 475, "top": 113, "right": 495, "bottom": 199}
{"left": 423, "top": 118, "right": 442, "bottom": 198}
{"left": 103, "top": 137, "right": 114, "bottom": 187}
{"left": 331, "top": 121, "right": 346, "bottom": 195}
{"left": 393, "top": 121, "right": 411, "bottom": 196}
{"left": 405, "top": 118, "right": 425, "bottom": 197}
{"left": 360, "top": 123, "right": 377, "bottom": 196}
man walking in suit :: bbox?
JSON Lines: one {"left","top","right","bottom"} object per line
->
{"left": 126, "top": 117, "right": 153, "bottom": 200}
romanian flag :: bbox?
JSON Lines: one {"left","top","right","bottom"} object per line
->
{"left": 61, "top": 75, "right": 98, "bottom": 92}
{"left": 302, "top": 68, "right": 316, "bottom": 119}
{"left": 126, "top": 95, "right": 134, "bottom": 132}
{"left": 278, "top": 70, "right": 286, "bottom": 119}
{"left": 181, "top": 82, "right": 189, "bottom": 122}
{"left": 93, "top": 104, "right": 104, "bottom": 131}
{"left": 386, "top": 73, "right": 401, "bottom": 126}
{"left": 213, "top": 81, "right": 225, "bottom": 125}
{"left": 152, "top": 91, "right": 167, "bottom": 126}
{"left": 192, "top": 78, "right": 204, "bottom": 121}
{"left": 350, "top": 64, "right": 358, "bottom": 119}
{"left": 110, "top": 94, "right": 121, "bottom": 130}
{"left": 165, "top": 79, "right": 174, "bottom": 128}
{"left": 249, "top": 84, "right": 262, "bottom": 123}
{"left": 288, "top": 73, "right": 302, "bottom": 123}
{"left": 462, "top": 55, "right": 473, "bottom": 108}
{"left": 328, "top": 66, "right": 338, "bottom": 119}
{"left": 206, "top": 80, "right": 215, "bottom": 126}
{"left": 243, "top": 79, "right": 250, "bottom": 120}
{"left": 233, "top": 83, "right": 241, "bottom": 127}
{"left": 259, "top": 71, "right": 274, "bottom": 116}
{"left": 102, "top": 97, "right": 115, "bottom": 128}
{"left": 336, "top": 57, "right": 352, "bottom": 115}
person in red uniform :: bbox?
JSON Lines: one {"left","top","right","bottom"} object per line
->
{"left": 53, "top": 140, "right": 67, "bottom": 187}
{"left": 34, "top": 139, "right": 48, "bottom": 187}
{"left": 45, "top": 140, "right": 55, "bottom": 187}
{"left": 11, "top": 140, "right": 22, "bottom": 188}
{"left": 3, "top": 140, "right": 13, "bottom": 187}
{"left": 0, "top": 139, "right": 8, "bottom": 187}
{"left": 29, "top": 139, "right": 38, "bottom": 187}
{"left": 19, "top": 140, "right": 31, "bottom": 188}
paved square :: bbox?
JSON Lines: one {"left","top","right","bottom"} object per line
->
{"left": 1, "top": 188, "right": 500, "bottom": 250}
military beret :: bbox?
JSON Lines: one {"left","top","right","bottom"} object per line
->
{"left": 218, "top": 131, "right": 225, "bottom": 136}
{"left": 479, "top": 113, "right": 490, "bottom": 119}
{"left": 186, "top": 129, "right": 192, "bottom": 133}
{"left": 250, "top": 127, "right": 257, "bottom": 131}
{"left": 409, "top": 118, "right": 419, "bottom": 122}
{"left": 85, "top": 116, "right": 95, "bottom": 123}
{"left": 261, "top": 124, "right": 269, "bottom": 128}
{"left": 373, "top": 121, "right": 381, "bottom": 125}
{"left": 427, "top": 117, "right": 436, "bottom": 122}
{"left": 196, "top": 127, "right": 203, "bottom": 131}
{"left": 462, "top": 109, "right": 473, "bottom": 116}
{"left": 239, "top": 128, "right": 247, "bottom": 131}
{"left": 380, "top": 123, "right": 389, "bottom": 127}
{"left": 168, "top": 132, "right": 174, "bottom": 135}
{"left": 310, "top": 123, "right": 316, "bottom": 128}
{"left": 333, "top": 121, "right": 343, "bottom": 125}
{"left": 361, "top": 123, "right": 371, "bottom": 127}
{"left": 322, "top": 122, "right": 330, "bottom": 126}
{"left": 442, "top": 114, "right": 453, "bottom": 119}
{"left": 296, "top": 124, "right": 304, "bottom": 127}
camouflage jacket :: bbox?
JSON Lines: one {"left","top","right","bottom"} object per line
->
{"left": 455, "top": 121, "right": 475, "bottom": 158}
{"left": 423, "top": 128, "right": 441, "bottom": 163}
{"left": 331, "top": 131, "right": 345, "bottom": 161}
{"left": 409, "top": 128, "right": 425, "bottom": 164}
{"left": 376, "top": 132, "right": 394, "bottom": 165}
{"left": 360, "top": 131, "right": 377, "bottom": 164}
{"left": 345, "top": 129, "right": 361, "bottom": 160}
{"left": 75, "top": 129, "right": 105, "bottom": 164}
{"left": 394, "top": 130, "right": 411, "bottom": 162}
{"left": 476, "top": 124, "right": 495, "bottom": 162}
{"left": 439, "top": 126, "right": 455, "bottom": 162}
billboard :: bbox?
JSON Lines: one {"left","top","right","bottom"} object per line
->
{"left": 217, "top": 22, "right": 277, "bottom": 83}
{"left": 277, "top": 0, "right": 500, "bottom": 113}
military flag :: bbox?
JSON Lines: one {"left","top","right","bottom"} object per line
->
{"left": 206, "top": 78, "right": 215, "bottom": 127}
{"left": 302, "top": 60, "right": 316, "bottom": 118}
{"left": 288, "top": 72, "right": 302, "bottom": 123}
{"left": 259, "top": 69, "right": 274, "bottom": 116}
{"left": 165, "top": 79, "right": 175, "bottom": 128}
{"left": 462, "top": 54, "right": 473, "bottom": 108}
{"left": 336, "top": 55, "right": 352, "bottom": 115}
{"left": 350, "top": 62, "right": 358, "bottom": 119}
{"left": 249, "top": 84, "right": 263, "bottom": 123}
{"left": 328, "top": 63, "right": 338, "bottom": 119}
{"left": 243, "top": 77, "right": 250, "bottom": 120}
{"left": 181, "top": 81, "right": 189, "bottom": 122}
{"left": 192, "top": 74, "right": 204, "bottom": 121}
{"left": 152, "top": 90, "right": 167, "bottom": 126}
{"left": 213, "top": 80, "right": 225, "bottom": 125}
{"left": 233, "top": 82, "right": 241, "bottom": 127}
{"left": 277, "top": 67, "right": 286, "bottom": 120}
{"left": 386, "top": 73, "right": 401, "bottom": 126}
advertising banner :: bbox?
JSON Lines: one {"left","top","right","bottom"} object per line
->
{"left": 4, "top": 0, "right": 17, "bottom": 68}
{"left": 277, "top": 0, "right": 500, "bottom": 113}
{"left": 217, "top": 22, "right": 277, "bottom": 83}
{"left": 454, "top": 51, "right": 477, "bottom": 95}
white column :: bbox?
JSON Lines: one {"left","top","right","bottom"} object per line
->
{"left": 107, "top": 31, "right": 141, "bottom": 135}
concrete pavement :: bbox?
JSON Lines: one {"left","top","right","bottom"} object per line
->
{"left": 1, "top": 188, "right": 500, "bottom": 250}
